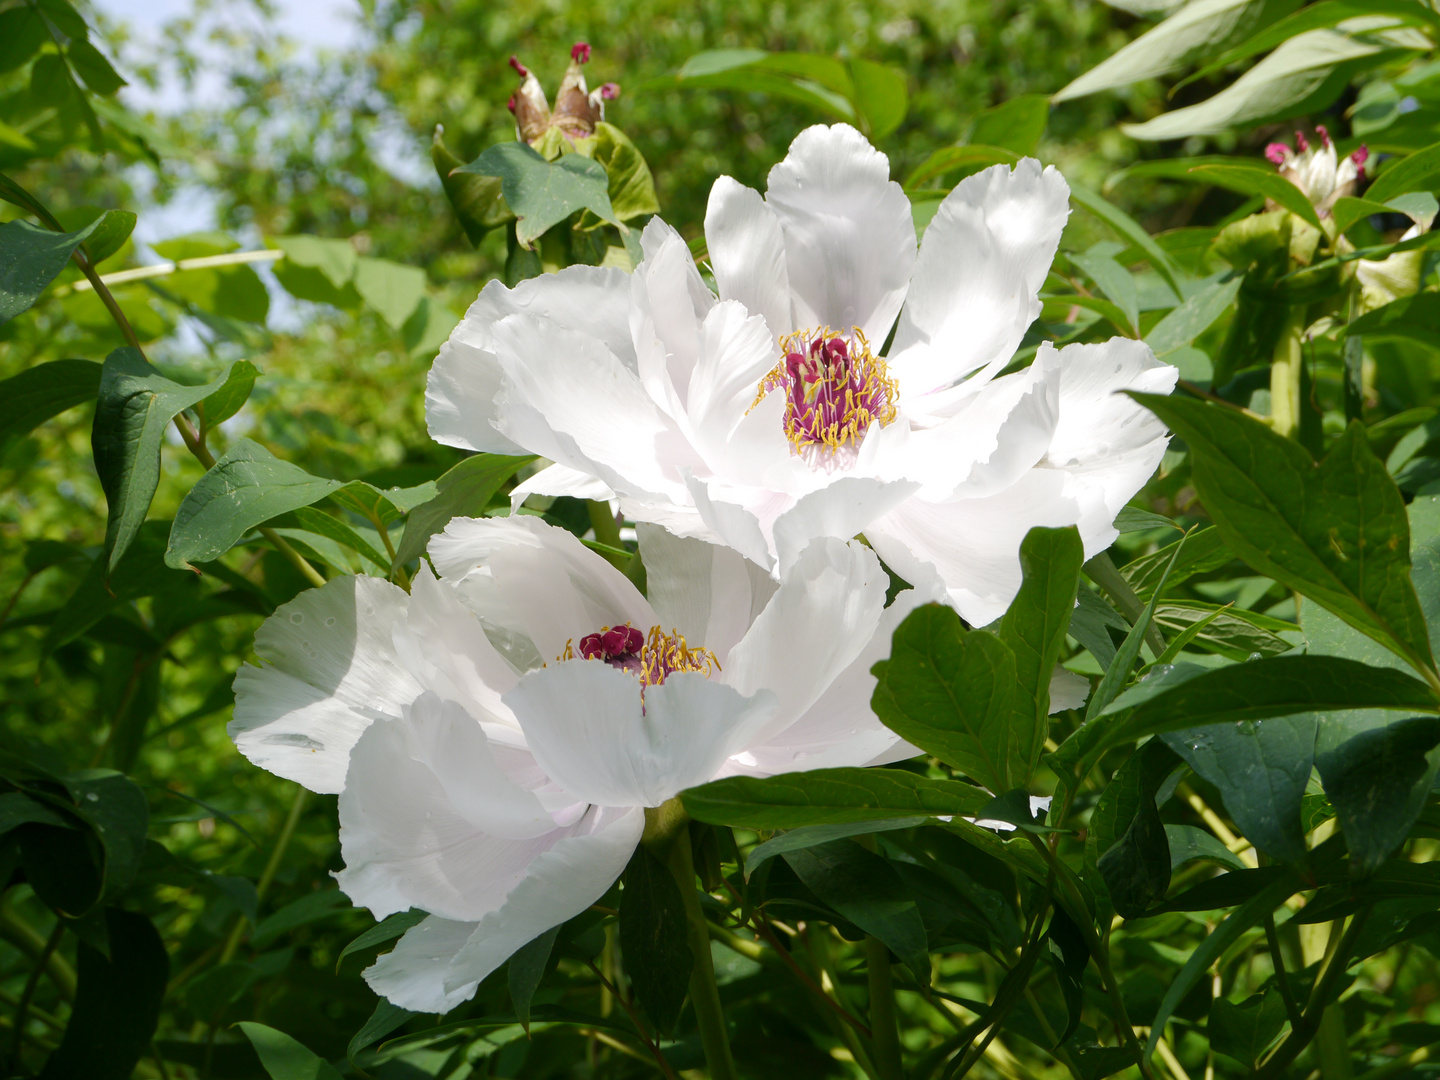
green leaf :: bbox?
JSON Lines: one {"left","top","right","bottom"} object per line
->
{"left": 0, "top": 7, "right": 47, "bottom": 75}
{"left": 619, "top": 845, "right": 692, "bottom": 1034}
{"left": 239, "top": 1022, "right": 345, "bottom": 1080}
{"left": 1068, "top": 184, "right": 1185, "bottom": 298}
{"left": 392, "top": 453, "right": 533, "bottom": 570}
{"left": 63, "top": 770, "right": 149, "bottom": 898}
{"left": 80, "top": 210, "right": 137, "bottom": 266}
{"left": 1100, "top": 656, "right": 1437, "bottom": 748}
{"left": 1088, "top": 738, "right": 1181, "bottom": 921}
{"left": 508, "top": 924, "right": 561, "bottom": 1032}
{"left": 1001, "top": 526, "right": 1085, "bottom": 778}
{"left": 347, "top": 1000, "right": 415, "bottom": 1060}
{"left": 149, "top": 234, "right": 269, "bottom": 324}
{"left": 0, "top": 212, "right": 119, "bottom": 323}
{"left": 432, "top": 125, "right": 512, "bottom": 246}
{"left": 291, "top": 507, "right": 387, "bottom": 570}
{"left": 1088, "top": 534, "right": 1188, "bottom": 721}
{"left": 1165, "top": 824, "right": 1249, "bottom": 872}
{"left": 1096, "top": 785, "right": 1171, "bottom": 918}
{"left": 198, "top": 360, "right": 258, "bottom": 429}
{"left": 272, "top": 235, "right": 356, "bottom": 289}
{"left": 1131, "top": 395, "right": 1436, "bottom": 678}
{"left": 1120, "top": 526, "right": 1234, "bottom": 600}
{"left": 1143, "top": 874, "right": 1300, "bottom": 1064}
{"left": 0, "top": 358, "right": 101, "bottom": 448}
{"left": 1163, "top": 716, "right": 1315, "bottom": 864}
{"left": 165, "top": 439, "right": 345, "bottom": 570}
{"left": 681, "top": 767, "right": 991, "bottom": 830}
{"left": 38, "top": 910, "right": 168, "bottom": 1080}
{"left": 1115, "top": 506, "right": 1180, "bottom": 533}
{"left": 1187, "top": 163, "right": 1322, "bottom": 227}
{"left": 968, "top": 94, "right": 1050, "bottom": 157}
{"left": 1366, "top": 138, "right": 1440, "bottom": 205}
{"left": 903, "top": 144, "right": 1020, "bottom": 190}
{"left": 1209, "top": 989, "right": 1288, "bottom": 1069}
{"left": 669, "top": 50, "right": 857, "bottom": 124}
{"left": 338, "top": 909, "right": 426, "bottom": 965}
{"left": 783, "top": 839, "right": 930, "bottom": 983}
{"left": 1070, "top": 250, "right": 1141, "bottom": 332}
{"left": 457, "top": 142, "right": 621, "bottom": 249}
{"left": 1345, "top": 293, "right": 1440, "bottom": 345}
{"left": 849, "top": 58, "right": 908, "bottom": 139}
{"left": 1053, "top": 0, "right": 1302, "bottom": 102}
{"left": 91, "top": 349, "right": 238, "bottom": 575}
{"left": 250, "top": 889, "right": 350, "bottom": 950}
{"left": 67, "top": 38, "right": 126, "bottom": 95}
{"left": 870, "top": 604, "right": 1018, "bottom": 792}
{"left": 1152, "top": 601, "right": 1295, "bottom": 660}
{"left": 1315, "top": 714, "right": 1440, "bottom": 875}
{"left": 1333, "top": 191, "right": 1440, "bottom": 234}
{"left": 745, "top": 817, "right": 925, "bottom": 876}
{"left": 587, "top": 122, "right": 660, "bottom": 221}
{"left": 353, "top": 256, "right": 426, "bottom": 331}
{"left": 1122, "top": 28, "right": 1394, "bottom": 142}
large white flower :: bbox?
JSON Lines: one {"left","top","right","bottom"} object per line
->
{"left": 428, "top": 123, "right": 1175, "bottom": 624}
{"left": 230, "top": 516, "right": 933, "bottom": 1012}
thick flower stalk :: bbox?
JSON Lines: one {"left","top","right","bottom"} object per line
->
{"left": 229, "top": 517, "right": 933, "bottom": 1011}
{"left": 428, "top": 124, "right": 1176, "bottom": 623}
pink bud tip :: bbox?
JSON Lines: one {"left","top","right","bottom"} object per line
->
{"left": 507, "top": 94, "right": 516, "bottom": 113}
{"left": 1351, "top": 144, "right": 1369, "bottom": 168}
{"left": 1265, "top": 143, "right": 1288, "bottom": 166}
{"left": 571, "top": 42, "right": 591, "bottom": 63}
{"left": 600, "top": 82, "right": 620, "bottom": 100}
{"left": 1316, "top": 124, "right": 1331, "bottom": 147}
{"left": 1294, "top": 131, "right": 1309, "bottom": 153}
{"left": 509, "top": 55, "right": 528, "bottom": 77}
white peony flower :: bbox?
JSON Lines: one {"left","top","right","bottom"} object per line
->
{"left": 428, "top": 123, "right": 1175, "bottom": 624}
{"left": 230, "top": 516, "right": 933, "bottom": 1012}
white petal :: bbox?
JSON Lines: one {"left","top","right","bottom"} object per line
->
{"left": 427, "top": 267, "right": 634, "bottom": 453}
{"left": 725, "top": 538, "right": 888, "bottom": 742}
{"left": 631, "top": 217, "right": 717, "bottom": 416}
{"left": 491, "top": 312, "right": 694, "bottom": 502}
{"left": 429, "top": 515, "right": 657, "bottom": 668}
{"left": 637, "top": 523, "right": 777, "bottom": 665}
{"left": 686, "top": 474, "right": 783, "bottom": 571}
{"left": 336, "top": 695, "right": 570, "bottom": 922}
{"left": 1044, "top": 339, "right": 1177, "bottom": 556}
{"left": 508, "top": 462, "right": 615, "bottom": 510}
{"left": 890, "top": 160, "right": 1070, "bottom": 403}
{"left": 771, "top": 475, "right": 919, "bottom": 574}
{"left": 684, "top": 300, "right": 782, "bottom": 468}
{"left": 705, "top": 176, "right": 793, "bottom": 340}
{"left": 230, "top": 575, "right": 422, "bottom": 794}
{"left": 1049, "top": 666, "right": 1091, "bottom": 714}
{"left": 866, "top": 469, "right": 1082, "bottom": 626}
{"left": 506, "top": 663, "right": 778, "bottom": 808}
{"left": 366, "top": 803, "right": 642, "bottom": 1011}
{"left": 765, "top": 124, "right": 916, "bottom": 344}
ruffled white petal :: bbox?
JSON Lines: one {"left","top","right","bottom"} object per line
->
{"left": 725, "top": 538, "right": 889, "bottom": 742}
{"left": 630, "top": 218, "right": 718, "bottom": 418}
{"left": 509, "top": 462, "right": 616, "bottom": 510}
{"left": 889, "top": 160, "right": 1070, "bottom": 405}
{"left": 365, "top": 803, "right": 643, "bottom": 1012}
{"left": 429, "top": 515, "right": 657, "bottom": 668}
{"left": 705, "top": 176, "right": 793, "bottom": 341}
{"left": 336, "top": 695, "right": 572, "bottom": 922}
{"left": 866, "top": 469, "right": 1082, "bottom": 626}
{"left": 770, "top": 475, "right": 919, "bottom": 573}
{"left": 637, "top": 523, "right": 776, "bottom": 666}
{"left": 765, "top": 124, "right": 916, "bottom": 345}
{"left": 506, "top": 663, "right": 778, "bottom": 808}
{"left": 427, "top": 267, "right": 634, "bottom": 454}
{"left": 230, "top": 575, "right": 421, "bottom": 794}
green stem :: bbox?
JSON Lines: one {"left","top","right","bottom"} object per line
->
{"left": 1264, "top": 915, "right": 1304, "bottom": 1032}
{"left": 1269, "top": 306, "right": 1306, "bottom": 440}
{"left": 219, "top": 786, "right": 309, "bottom": 965}
{"left": 864, "top": 935, "right": 904, "bottom": 1080}
{"left": 808, "top": 924, "right": 881, "bottom": 1080}
{"left": 8, "top": 921, "right": 62, "bottom": 1072}
{"left": 663, "top": 825, "right": 736, "bottom": 1080}
{"left": 0, "top": 903, "right": 75, "bottom": 999}
{"left": 1083, "top": 552, "right": 1166, "bottom": 658}
{"left": 588, "top": 500, "right": 629, "bottom": 571}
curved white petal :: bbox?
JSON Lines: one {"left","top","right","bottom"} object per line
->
{"left": 506, "top": 663, "right": 778, "bottom": 808}
{"left": 337, "top": 695, "right": 571, "bottom": 922}
{"left": 866, "top": 469, "right": 1082, "bottom": 626}
{"left": 630, "top": 218, "right": 718, "bottom": 418}
{"left": 429, "top": 516, "right": 657, "bottom": 668}
{"left": 765, "top": 124, "right": 916, "bottom": 344}
{"left": 509, "top": 462, "right": 616, "bottom": 510}
{"left": 230, "top": 575, "right": 421, "bottom": 794}
{"left": 890, "top": 160, "right": 1070, "bottom": 404}
{"left": 686, "top": 475, "right": 783, "bottom": 571}
{"left": 725, "top": 538, "right": 889, "bottom": 743}
{"left": 366, "top": 803, "right": 643, "bottom": 1012}
{"left": 684, "top": 300, "right": 783, "bottom": 470}
{"left": 637, "top": 523, "right": 777, "bottom": 666}
{"left": 427, "top": 267, "right": 634, "bottom": 453}
{"left": 705, "top": 176, "right": 793, "bottom": 341}
{"left": 771, "top": 475, "right": 920, "bottom": 574}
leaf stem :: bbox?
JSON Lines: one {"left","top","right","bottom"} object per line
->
{"left": 1263, "top": 915, "right": 1304, "bottom": 1031}
{"left": 1083, "top": 551, "right": 1166, "bottom": 658}
{"left": 219, "top": 785, "right": 309, "bottom": 965}
{"left": 7, "top": 921, "right": 63, "bottom": 1072}
{"left": 662, "top": 825, "right": 736, "bottom": 1080}
{"left": 0, "top": 902, "right": 75, "bottom": 999}
{"left": 588, "top": 499, "right": 629, "bottom": 570}
{"left": 582, "top": 958, "right": 680, "bottom": 1080}
{"left": 864, "top": 935, "right": 904, "bottom": 1080}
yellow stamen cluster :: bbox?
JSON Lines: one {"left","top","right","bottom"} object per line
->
{"left": 638, "top": 625, "right": 719, "bottom": 686}
{"left": 752, "top": 326, "right": 899, "bottom": 455}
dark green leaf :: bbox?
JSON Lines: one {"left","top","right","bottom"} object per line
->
{"left": 338, "top": 909, "right": 426, "bottom": 965}
{"left": 432, "top": 126, "right": 512, "bottom": 245}
{"left": 744, "top": 817, "right": 925, "bottom": 876}
{"left": 165, "top": 439, "right": 345, "bottom": 570}
{"left": 0, "top": 358, "right": 100, "bottom": 448}
{"left": 1208, "top": 989, "right": 1287, "bottom": 1069}
{"left": 329, "top": 478, "right": 438, "bottom": 527}
{"left": 1120, "top": 526, "right": 1233, "bottom": 600}
{"left": 1089, "top": 740, "right": 1180, "bottom": 920}
{"left": 291, "top": 507, "right": 388, "bottom": 570}
{"left": 66, "top": 38, "right": 126, "bottom": 95}
{"left": 903, "top": 145, "right": 1020, "bottom": 190}
{"left": 63, "top": 769, "right": 149, "bottom": 898}
{"left": 1153, "top": 601, "right": 1295, "bottom": 660}
{"left": 1345, "top": 293, "right": 1440, "bottom": 345}
{"left": 619, "top": 845, "right": 692, "bottom": 1033}
{"left": 392, "top": 453, "right": 533, "bottom": 570}
{"left": 198, "top": 359, "right": 258, "bottom": 428}
{"left": 1097, "top": 792, "right": 1171, "bottom": 919}
{"left": 458, "top": 142, "right": 621, "bottom": 248}
{"left": 18, "top": 822, "right": 101, "bottom": 914}
{"left": 1046, "top": 905, "right": 1091, "bottom": 1046}
{"left": 870, "top": 603, "right": 1018, "bottom": 791}
{"left": 1165, "top": 824, "right": 1248, "bottom": 872}
{"left": 0, "top": 213, "right": 113, "bottom": 323}
{"left": 1366, "top": 138, "right": 1440, "bottom": 204}
{"left": 681, "top": 767, "right": 991, "bottom": 830}
{"left": 80, "top": 210, "right": 136, "bottom": 266}
{"left": 784, "top": 839, "right": 929, "bottom": 982}
{"left": 38, "top": 910, "right": 168, "bottom": 1080}
{"left": 509, "top": 924, "right": 561, "bottom": 1031}
{"left": 92, "top": 349, "right": 238, "bottom": 575}
{"left": 250, "top": 888, "right": 351, "bottom": 949}
{"left": 1088, "top": 534, "right": 1188, "bottom": 721}
{"left": 0, "top": 7, "right": 47, "bottom": 75}
{"left": 348, "top": 1000, "right": 415, "bottom": 1060}
{"left": 0, "top": 791, "right": 72, "bottom": 834}
{"left": 1187, "top": 163, "right": 1322, "bottom": 227}
{"left": 1132, "top": 396, "right": 1436, "bottom": 676}
{"left": 239, "top": 1022, "right": 345, "bottom": 1080}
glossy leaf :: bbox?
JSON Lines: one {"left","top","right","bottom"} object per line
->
{"left": 681, "top": 767, "right": 991, "bottom": 830}
{"left": 458, "top": 142, "right": 621, "bottom": 248}
{"left": 619, "top": 845, "right": 692, "bottom": 1033}
{"left": 391, "top": 453, "right": 533, "bottom": 569}
{"left": 91, "top": 348, "right": 238, "bottom": 575}
{"left": 165, "top": 439, "right": 345, "bottom": 570}
{"left": 197, "top": 359, "right": 258, "bottom": 428}
{"left": 1131, "top": 395, "right": 1436, "bottom": 677}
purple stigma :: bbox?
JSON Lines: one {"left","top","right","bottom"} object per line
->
{"left": 1265, "top": 143, "right": 1289, "bottom": 166}
{"left": 571, "top": 42, "right": 591, "bottom": 64}
{"left": 1294, "top": 130, "right": 1309, "bottom": 153}
{"left": 509, "top": 55, "right": 528, "bottom": 77}
{"left": 1351, "top": 145, "right": 1369, "bottom": 168}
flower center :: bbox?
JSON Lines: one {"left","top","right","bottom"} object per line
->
{"left": 753, "top": 327, "right": 898, "bottom": 457}
{"left": 562, "top": 623, "right": 718, "bottom": 686}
